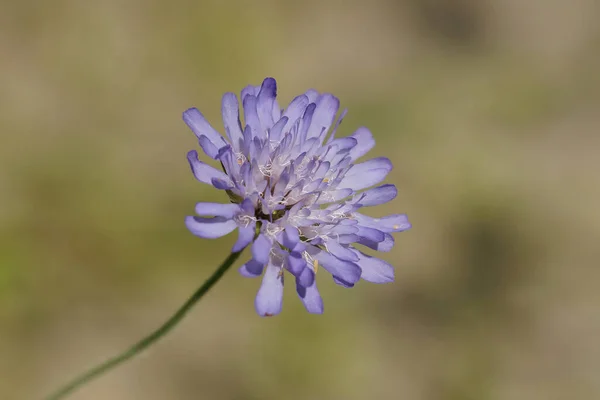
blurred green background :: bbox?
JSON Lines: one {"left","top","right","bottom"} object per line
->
{"left": 1, "top": 0, "right": 599, "bottom": 399}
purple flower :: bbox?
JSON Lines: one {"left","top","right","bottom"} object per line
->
{"left": 184, "top": 78, "right": 411, "bottom": 316}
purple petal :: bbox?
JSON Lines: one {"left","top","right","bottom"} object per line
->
{"left": 283, "top": 225, "right": 301, "bottom": 251}
{"left": 313, "top": 249, "right": 361, "bottom": 284}
{"left": 352, "top": 250, "right": 394, "bottom": 283}
{"left": 183, "top": 108, "right": 227, "bottom": 153}
{"left": 283, "top": 95, "right": 310, "bottom": 129}
{"left": 239, "top": 258, "right": 264, "bottom": 278}
{"left": 326, "top": 240, "right": 359, "bottom": 262}
{"left": 348, "top": 127, "right": 375, "bottom": 161}
{"left": 339, "top": 157, "right": 393, "bottom": 191}
{"left": 307, "top": 94, "right": 340, "bottom": 142}
{"left": 255, "top": 263, "right": 284, "bottom": 317}
{"left": 221, "top": 93, "right": 243, "bottom": 150}
{"left": 242, "top": 95, "right": 263, "bottom": 140}
{"left": 232, "top": 225, "right": 255, "bottom": 253}
{"left": 353, "top": 184, "right": 397, "bottom": 207}
{"left": 194, "top": 202, "right": 239, "bottom": 218}
{"left": 257, "top": 78, "right": 277, "bottom": 128}
{"left": 297, "top": 266, "right": 315, "bottom": 287}
{"left": 198, "top": 135, "right": 219, "bottom": 159}
{"left": 296, "top": 278, "right": 323, "bottom": 314}
{"left": 251, "top": 234, "right": 272, "bottom": 265}
{"left": 332, "top": 275, "right": 355, "bottom": 288}
{"left": 186, "top": 151, "right": 233, "bottom": 188}
{"left": 355, "top": 213, "right": 412, "bottom": 233}
{"left": 211, "top": 177, "right": 234, "bottom": 190}
{"left": 287, "top": 252, "right": 306, "bottom": 276}
{"left": 185, "top": 216, "right": 237, "bottom": 239}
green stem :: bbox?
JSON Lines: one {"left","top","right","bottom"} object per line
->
{"left": 45, "top": 251, "right": 242, "bottom": 400}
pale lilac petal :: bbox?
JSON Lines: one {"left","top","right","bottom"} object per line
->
{"left": 332, "top": 275, "right": 355, "bottom": 288}
{"left": 313, "top": 248, "right": 361, "bottom": 284}
{"left": 232, "top": 225, "right": 255, "bottom": 253}
{"left": 186, "top": 151, "right": 233, "bottom": 188}
{"left": 355, "top": 213, "right": 412, "bottom": 233}
{"left": 287, "top": 252, "right": 306, "bottom": 276}
{"left": 242, "top": 95, "right": 263, "bottom": 140}
{"left": 257, "top": 78, "right": 277, "bottom": 128}
{"left": 326, "top": 240, "right": 359, "bottom": 262}
{"left": 296, "top": 278, "right": 323, "bottom": 314}
{"left": 306, "top": 94, "right": 340, "bottom": 142}
{"left": 352, "top": 184, "right": 397, "bottom": 207}
{"left": 221, "top": 93, "right": 243, "bottom": 150}
{"left": 348, "top": 127, "right": 375, "bottom": 161}
{"left": 185, "top": 216, "right": 237, "bottom": 239}
{"left": 297, "top": 266, "right": 315, "bottom": 287}
{"left": 239, "top": 258, "right": 264, "bottom": 278}
{"left": 183, "top": 108, "right": 227, "bottom": 152}
{"left": 338, "top": 168, "right": 390, "bottom": 191}
{"left": 251, "top": 234, "right": 271, "bottom": 265}
{"left": 255, "top": 263, "right": 284, "bottom": 317}
{"left": 339, "top": 157, "right": 393, "bottom": 191}
{"left": 194, "top": 202, "right": 239, "bottom": 218}
{"left": 351, "top": 250, "right": 394, "bottom": 283}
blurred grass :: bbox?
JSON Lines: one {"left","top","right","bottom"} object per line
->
{"left": 1, "top": 0, "right": 600, "bottom": 399}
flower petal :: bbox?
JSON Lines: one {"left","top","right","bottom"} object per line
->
{"left": 296, "top": 278, "right": 323, "bottom": 314}
{"left": 257, "top": 77, "right": 277, "bottom": 129}
{"left": 351, "top": 249, "right": 394, "bottom": 283}
{"left": 348, "top": 127, "right": 375, "bottom": 161}
{"left": 307, "top": 94, "right": 340, "bottom": 142}
{"left": 183, "top": 108, "right": 227, "bottom": 155}
{"left": 355, "top": 213, "right": 412, "bottom": 233}
{"left": 239, "top": 258, "right": 264, "bottom": 278}
{"left": 313, "top": 248, "right": 361, "bottom": 284}
{"left": 186, "top": 151, "right": 233, "bottom": 189}
{"left": 332, "top": 275, "right": 355, "bottom": 288}
{"left": 287, "top": 251, "right": 306, "bottom": 276}
{"left": 251, "top": 234, "right": 271, "bottom": 265}
{"left": 194, "top": 202, "right": 239, "bottom": 218}
{"left": 352, "top": 184, "right": 397, "bottom": 207}
{"left": 185, "top": 216, "right": 237, "bottom": 239}
{"left": 326, "top": 240, "right": 359, "bottom": 262}
{"left": 255, "top": 263, "right": 284, "bottom": 317}
{"left": 232, "top": 225, "right": 255, "bottom": 253}
{"left": 221, "top": 93, "right": 243, "bottom": 150}
{"left": 338, "top": 157, "right": 393, "bottom": 191}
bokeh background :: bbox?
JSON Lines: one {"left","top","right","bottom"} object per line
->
{"left": 1, "top": 1, "right": 599, "bottom": 399}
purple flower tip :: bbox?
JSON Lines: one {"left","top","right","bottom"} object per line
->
{"left": 183, "top": 78, "right": 410, "bottom": 316}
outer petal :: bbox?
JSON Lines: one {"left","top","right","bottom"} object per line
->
{"left": 296, "top": 278, "right": 323, "bottom": 314}
{"left": 221, "top": 93, "right": 243, "bottom": 150}
{"left": 255, "top": 263, "right": 284, "bottom": 317}
{"left": 232, "top": 225, "right": 255, "bottom": 253}
{"left": 351, "top": 249, "right": 394, "bottom": 283}
{"left": 257, "top": 77, "right": 277, "bottom": 129}
{"left": 338, "top": 158, "right": 393, "bottom": 191}
{"left": 239, "top": 258, "right": 264, "bottom": 278}
{"left": 185, "top": 216, "right": 237, "bottom": 239}
{"left": 332, "top": 275, "right": 355, "bottom": 288}
{"left": 348, "top": 127, "right": 375, "bottom": 161}
{"left": 354, "top": 213, "right": 412, "bottom": 233}
{"left": 183, "top": 108, "right": 227, "bottom": 156}
{"left": 194, "top": 202, "right": 239, "bottom": 218}
{"left": 352, "top": 184, "right": 397, "bottom": 207}
{"left": 251, "top": 234, "right": 272, "bottom": 265}
{"left": 186, "top": 151, "right": 233, "bottom": 188}
{"left": 313, "top": 248, "right": 362, "bottom": 284}
{"left": 307, "top": 94, "right": 340, "bottom": 142}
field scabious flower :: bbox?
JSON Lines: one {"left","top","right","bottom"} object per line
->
{"left": 184, "top": 78, "right": 411, "bottom": 316}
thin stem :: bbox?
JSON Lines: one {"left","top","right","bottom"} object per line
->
{"left": 45, "top": 251, "right": 242, "bottom": 400}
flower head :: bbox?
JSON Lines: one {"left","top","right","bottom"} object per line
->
{"left": 184, "top": 78, "right": 411, "bottom": 316}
